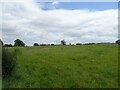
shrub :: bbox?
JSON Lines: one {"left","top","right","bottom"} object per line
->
{"left": 51, "top": 44, "right": 54, "bottom": 46}
{"left": 33, "top": 43, "right": 39, "bottom": 46}
{"left": 2, "top": 48, "right": 18, "bottom": 78}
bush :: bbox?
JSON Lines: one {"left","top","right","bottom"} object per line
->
{"left": 33, "top": 43, "right": 39, "bottom": 46}
{"left": 2, "top": 48, "right": 18, "bottom": 78}
{"left": 51, "top": 44, "right": 54, "bottom": 46}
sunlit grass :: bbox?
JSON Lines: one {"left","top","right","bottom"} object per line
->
{"left": 3, "top": 44, "right": 118, "bottom": 88}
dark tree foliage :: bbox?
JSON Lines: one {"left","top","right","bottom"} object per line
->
{"left": 40, "top": 44, "right": 47, "bottom": 46}
{"left": 116, "top": 40, "right": 120, "bottom": 45}
{"left": 76, "top": 43, "right": 82, "bottom": 45}
{"left": 14, "top": 39, "right": 25, "bottom": 46}
{"left": 4, "top": 44, "right": 13, "bottom": 47}
{"left": 61, "top": 40, "right": 66, "bottom": 45}
{"left": 84, "top": 43, "right": 95, "bottom": 45}
{"left": 51, "top": 44, "right": 54, "bottom": 46}
{"left": 34, "top": 43, "right": 39, "bottom": 46}
{"left": 0, "top": 39, "right": 3, "bottom": 46}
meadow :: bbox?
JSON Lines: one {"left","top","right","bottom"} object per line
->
{"left": 3, "top": 44, "right": 118, "bottom": 88}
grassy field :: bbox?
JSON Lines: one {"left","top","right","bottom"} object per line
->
{"left": 3, "top": 44, "right": 118, "bottom": 88}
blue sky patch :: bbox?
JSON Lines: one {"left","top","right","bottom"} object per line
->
{"left": 37, "top": 2, "right": 118, "bottom": 11}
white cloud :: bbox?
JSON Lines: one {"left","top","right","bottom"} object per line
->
{"left": 1, "top": 0, "right": 118, "bottom": 45}
{"left": 52, "top": 1, "right": 59, "bottom": 6}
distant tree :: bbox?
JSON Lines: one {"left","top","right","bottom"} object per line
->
{"left": 61, "top": 40, "right": 66, "bottom": 45}
{"left": 76, "top": 43, "right": 82, "bottom": 45}
{"left": 4, "top": 44, "right": 8, "bottom": 47}
{"left": 84, "top": 43, "right": 89, "bottom": 45}
{"left": 4, "top": 44, "right": 13, "bottom": 47}
{"left": 40, "top": 44, "right": 46, "bottom": 46}
{"left": 116, "top": 40, "right": 120, "bottom": 45}
{"left": 9, "top": 44, "right": 13, "bottom": 47}
{"left": 33, "top": 43, "right": 39, "bottom": 46}
{"left": 51, "top": 44, "right": 54, "bottom": 46}
{"left": 89, "top": 43, "right": 95, "bottom": 45}
{"left": 14, "top": 39, "right": 25, "bottom": 46}
{"left": 47, "top": 44, "right": 50, "bottom": 46}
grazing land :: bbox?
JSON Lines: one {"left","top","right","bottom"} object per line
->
{"left": 3, "top": 44, "right": 118, "bottom": 88}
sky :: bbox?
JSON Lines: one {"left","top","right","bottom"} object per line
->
{"left": 39, "top": 2, "right": 118, "bottom": 10}
{"left": 1, "top": 0, "right": 118, "bottom": 46}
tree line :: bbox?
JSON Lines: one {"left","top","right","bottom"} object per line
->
{"left": 0, "top": 39, "right": 67, "bottom": 47}
{"left": 0, "top": 39, "right": 120, "bottom": 47}
{"left": 0, "top": 39, "right": 25, "bottom": 47}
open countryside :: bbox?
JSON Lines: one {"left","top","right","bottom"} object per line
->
{"left": 1, "top": 1, "right": 119, "bottom": 88}
{"left": 2, "top": 43, "right": 118, "bottom": 88}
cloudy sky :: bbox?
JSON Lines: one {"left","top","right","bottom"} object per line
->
{"left": 1, "top": 0, "right": 118, "bottom": 46}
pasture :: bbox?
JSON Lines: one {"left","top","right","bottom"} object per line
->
{"left": 3, "top": 44, "right": 118, "bottom": 88}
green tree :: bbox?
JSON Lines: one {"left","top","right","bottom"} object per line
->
{"left": 4, "top": 44, "right": 13, "bottom": 47}
{"left": 33, "top": 43, "right": 39, "bottom": 46}
{"left": 14, "top": 39, "right": 25, "bottom": 46}
{"left": 61, "top": 40, "right": 66, "bottom": 45}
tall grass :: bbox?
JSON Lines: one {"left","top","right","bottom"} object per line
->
{"left": 2, "top": 44, "right": 118, "bottom": 88}
{"left": 2, "top": 47, "right": 19, "bottom": 78}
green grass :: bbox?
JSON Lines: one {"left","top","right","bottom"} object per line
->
{"left": 3, "top": 44, "right": 118, "bottom": 88}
